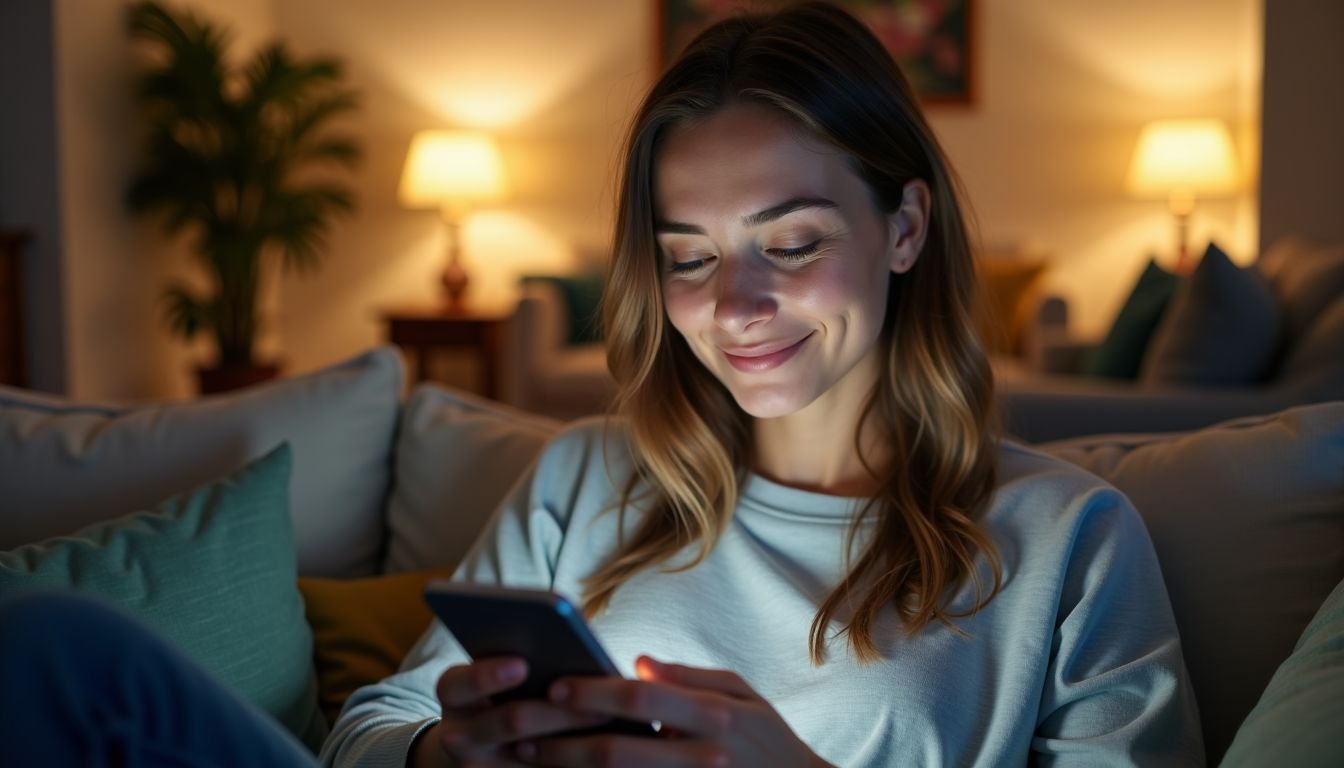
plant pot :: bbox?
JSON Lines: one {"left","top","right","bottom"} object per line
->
{"left": 195, "top": 361, "right": 282, "bottom": 395}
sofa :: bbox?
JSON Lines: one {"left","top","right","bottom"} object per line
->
{"left": 1, "top": 345, "right": 1341, "bottom": 765}
{"left": 996, "top": 237, "right": 1344, "bottom": 443}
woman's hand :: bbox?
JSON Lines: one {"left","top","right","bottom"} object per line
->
{"left": 513, "top": 656, "right": 834, "bottom": 768}
{"left": 412, "top": 657, "right": 615, "bottom": 767}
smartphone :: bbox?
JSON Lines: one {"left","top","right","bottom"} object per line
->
{"left": 423, "top": 581, "right": 657, "bottom": 736}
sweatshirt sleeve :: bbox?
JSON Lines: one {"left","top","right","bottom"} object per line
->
{"left": 318, "top": 435, "right": 575, "bottom": 768}
{"left": 1030, "top": 489, "right": 1205, "bottom": 767}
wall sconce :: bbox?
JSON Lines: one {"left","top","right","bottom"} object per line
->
{"left": 399, "top": 130, "right": 508, "bottom": 311}
{"left": 1127, "top": 119, "right": 1240, "bottom": 274}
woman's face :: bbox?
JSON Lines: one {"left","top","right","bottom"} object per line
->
{"left": 654, "top": 102, "right": 910, "bottom": 419}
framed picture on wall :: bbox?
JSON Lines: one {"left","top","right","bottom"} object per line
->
{"left": 657, "top": 0, "right": 976, "bottom": 106}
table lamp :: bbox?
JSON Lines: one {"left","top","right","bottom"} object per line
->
{"left": 399, "top": 130, "right": 508, "bottom": 311}
{"left": 1126, "top": 119, "right": 1239, "bottom": 274}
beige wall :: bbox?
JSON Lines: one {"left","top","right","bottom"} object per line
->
{"left": 48, "top": 0, "right": 277, "bottom": 400}
{"left": 267, "top": 0, "right": 1261, "bottom": 377}
{"left": 269, "top": 0, "right": 652, "bottom": 376}
{"left": 30, "top": 0, "right": 1270, "bottom": 397}
{"left": 1259, "top": 0, "right": 1344, "bottom": 249}
{"left": 927, "top": 0, "right": 1261, "bottom": 338}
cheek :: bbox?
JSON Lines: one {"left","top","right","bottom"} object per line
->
{"left": 787, "top": 260, "right": 881, "bottom": 315}
{"left": 662, "top": 282, "right": 703, "bottom": 336}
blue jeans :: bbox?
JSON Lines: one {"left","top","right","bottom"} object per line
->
{"left": 0, "top": 590, "right": 320, "bottom": 768}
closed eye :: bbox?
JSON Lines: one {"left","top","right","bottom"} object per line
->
{"left": 668, "top": 256, "right": 714, "bottom": 274}
{"left": 765, "top": 241, "right": 822, "bottom": 262}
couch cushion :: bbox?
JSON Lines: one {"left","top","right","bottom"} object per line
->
{"left": 1037, "top": 402, "right": 1344, "bottom": 763}
{"left": 0, "top": 445, "right": 326, "bottom": 752}
{"left": 0, "top": 346, "right": 402, "bottom": 577}
{"left": 1276, "top": 299, "right": 1344, "bottom": 399}
{"left": 383, "top": 384, "right": 560, "bottom": 574}
{"left": 1141, "top": 242, "right": 1282, "bottom": 386}
{"left": 1220, "top": 575, "right": 1344, "bottom": 768}
{"left": 298, "top": 567, "right": 454, "bottom": 726}
{"left": 1256, "top": 236, "right": 1344, "bottom": 343}
{"left": 1082, "top": 257, "right": 1183, "bottom": 380}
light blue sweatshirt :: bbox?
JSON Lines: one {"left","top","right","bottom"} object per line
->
{"left": 321, "top": 419, "right": 1204, "bottom": 767}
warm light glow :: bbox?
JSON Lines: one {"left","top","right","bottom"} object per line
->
{"left": 1127, "top": 119, "right": 1240, "bottom": 202}
{"left": 398, "top": 131, "right": 508, "bottom": 211}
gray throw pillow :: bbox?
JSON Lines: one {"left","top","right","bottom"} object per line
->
{"left": 1256, "top": 237, "right": 1344, "bottom": 341}
{"left": 0, "top": 346, "right": 402, "bottom": 577}
{"left": 1276, "top": 298, "right": 1344, "bottom": 398}
{"left": 383, "top": 383, "right": 560, "bottom": 574}
{"left": 1140, "top": 243, "right": 1282, "bottom": 386}
{"left": 1038, "top": 402, "right": 1344, "bottom": 762}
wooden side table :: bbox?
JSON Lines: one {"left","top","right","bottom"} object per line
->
{"left": 381, "top": 306, "right": 512, "bottom": 398}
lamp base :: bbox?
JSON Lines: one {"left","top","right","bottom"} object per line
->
{"left": 441, "top": 260, "right": 469, "bottom": 312}
{"left": 1172, "top": 209, "right": 1196, "bottom": 275}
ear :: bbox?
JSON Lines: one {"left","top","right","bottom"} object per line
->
{"left": 886, "top": 179, "right": 932, "bottom": 275}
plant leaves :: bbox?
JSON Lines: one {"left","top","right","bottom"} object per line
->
{"left": 161, "top": 283, "right": 212, "bottom": 339}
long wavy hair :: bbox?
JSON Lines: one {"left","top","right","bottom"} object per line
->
{"left": 583, "top": 1, "right": 1001, "bottom": 664}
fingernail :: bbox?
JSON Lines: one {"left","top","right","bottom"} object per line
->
{"left": 515, "top": 740, "right": 537, "bottom": 760}
{"left": 497, "top": 660, "right": 526, "bottom": 685}
{"left": 549, "top": 681, "right": 570, "bottom": 702}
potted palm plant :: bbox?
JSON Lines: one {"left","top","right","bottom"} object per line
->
{"left": 125, "top": 1, "right": 362, "bottom": 394}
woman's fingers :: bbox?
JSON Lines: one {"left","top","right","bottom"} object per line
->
{"left": 448, "top": 700, "right": 612, "bottom": 747}
{"left": 521, "top": 734, "right": 729, "bottom": 768}
{"left": 436, "top": 657, "right": 528, "bottom": 708}
{"left": 635, "top": 656, "right": 758, "bottom": 699}
{"left": 549, "top": 675, "right": 739, "bottom": 737}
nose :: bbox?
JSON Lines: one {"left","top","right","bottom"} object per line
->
{"left": 712, "top": 255, "right": 776, "bottom": 335}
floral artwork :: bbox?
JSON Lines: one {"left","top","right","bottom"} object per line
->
{"left": 658, "top": 0, "right": 975, "bottom": 105}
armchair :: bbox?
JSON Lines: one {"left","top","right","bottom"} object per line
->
{"left": 502, "top": 279, "right": 615, "bottom": 420}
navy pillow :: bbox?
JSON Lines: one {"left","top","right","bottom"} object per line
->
{"left": 1083, "top": 258, "right": 1184, "bottom": 379}
{"left": 1141, "top": 243, "right": 1283, "bottom": 386}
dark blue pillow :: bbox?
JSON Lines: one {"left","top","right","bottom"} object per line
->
{"left": 1083, "top": 258, "right": 1184, "bottom": 379}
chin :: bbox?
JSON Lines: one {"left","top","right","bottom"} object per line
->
{"left": 726, "top": 382, "right": 818, "bottom": 420}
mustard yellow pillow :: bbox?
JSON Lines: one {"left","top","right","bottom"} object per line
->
{"left": 975, "top": 258, "right": 1047, "bottom": 357}
{"left": 298, "top": 568, "right": 454, "bottom": 725}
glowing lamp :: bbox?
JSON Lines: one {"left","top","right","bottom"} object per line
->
{"left": 1126, "top": 119, "right": 1239, "bottom": 273}
{"left": 399, "top": 131, "right": 508, "bottom": 310}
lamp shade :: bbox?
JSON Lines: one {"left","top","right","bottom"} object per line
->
{"left": 1126, "top": 119, "right": 1239, "bottom": 199}
{"left": 399, "top": 131, "right": 507, "bottom": 210}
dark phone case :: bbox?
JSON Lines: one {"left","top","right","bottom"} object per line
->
{"left": 423, "top": 583, "right": 657, "bottom": 737}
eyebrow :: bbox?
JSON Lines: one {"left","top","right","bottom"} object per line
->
{"left": 654, "top": 196, "right": 839, "bottom": 235}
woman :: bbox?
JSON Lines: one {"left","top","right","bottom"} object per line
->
{"left": 327, "top": 3, "right": 1203, "bottom": 767}
{"left": 0, "top": 4, "right": 1200, "bottom": 767}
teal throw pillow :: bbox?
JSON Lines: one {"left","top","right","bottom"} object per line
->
{"left": 1221, "top": 576, "right": 1344, "bottom": 767}
{"left": 523, "top": 272, "right": 605, "bottom": 345}
{"left": 0, "top": 444, "right": 327, "bottom": 752}
{"left": 1083, "top": 257, "right": 1184, "bottom": 379}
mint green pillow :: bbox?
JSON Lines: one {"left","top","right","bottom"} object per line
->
{"left": 1221, "top": 576, "right": 1344, "bottom": 767}
{"left": 0, "top": 444, "right": 327, "bottom": 753}
{"left": 1083, "top": 258, "right": 1183, "bottom": 379}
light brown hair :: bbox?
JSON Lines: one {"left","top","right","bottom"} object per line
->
{"left": 585, "top": 1, "right": 1000, "bottom": 664}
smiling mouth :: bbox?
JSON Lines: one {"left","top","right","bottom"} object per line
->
{"left": 721, "top": 333, "right": 812, "bottom": 373}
